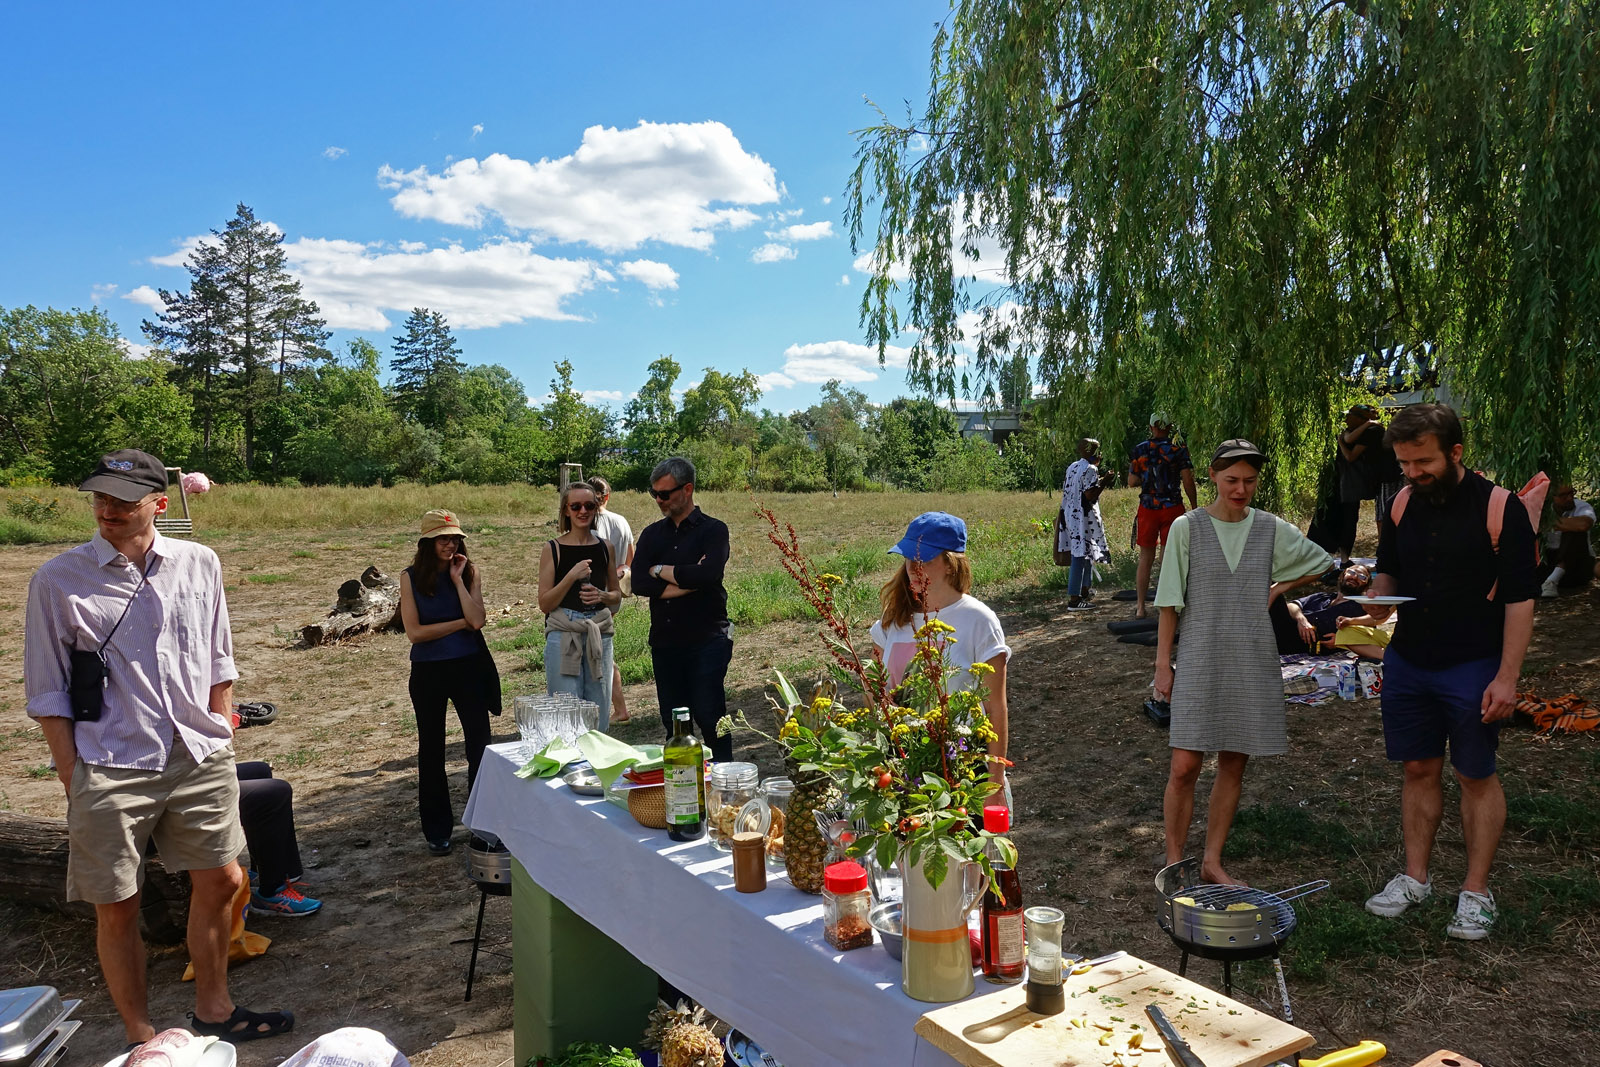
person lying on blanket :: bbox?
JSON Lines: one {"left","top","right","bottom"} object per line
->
{"left": 1269, "top": 563, "right": 1391, "bottom": 655}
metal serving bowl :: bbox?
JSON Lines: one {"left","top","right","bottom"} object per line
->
{"left": 869, "top": 901, "right": 902, "bottom": 960}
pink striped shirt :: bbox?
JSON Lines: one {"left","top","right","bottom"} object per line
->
{"left": 25, "top": 531, "right": 238, "bottom": 771}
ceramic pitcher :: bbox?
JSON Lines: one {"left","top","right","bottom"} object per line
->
{"left": 898, "top": 851, "right": 989, "bottom": 1002}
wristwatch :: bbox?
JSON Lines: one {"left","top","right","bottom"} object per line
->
{"left": 651, "top": 564, "right": 664, "bottom": 579}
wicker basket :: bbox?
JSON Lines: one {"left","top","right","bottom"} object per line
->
{"left": 628, "top": 784, "right": 668, "bottom": 829}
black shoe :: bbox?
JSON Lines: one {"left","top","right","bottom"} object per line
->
{"left": 426, "top": 837, "right": 452, "bottom": 856}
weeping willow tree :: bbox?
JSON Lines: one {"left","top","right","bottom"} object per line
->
{"left": 846, "top": 1, "right": 1598, "bottom": 504}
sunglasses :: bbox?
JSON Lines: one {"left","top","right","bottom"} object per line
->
{"left": 568, "top": 501, "right": 598, "bottom": 513}
{"left": 648, "top": 483, "right": 687, "bottom": 501}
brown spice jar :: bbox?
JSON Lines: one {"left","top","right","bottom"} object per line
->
{"left": 731, "top": 831, "right": 767, "bottom": 893}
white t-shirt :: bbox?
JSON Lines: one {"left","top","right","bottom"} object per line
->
{"left": 594, "top": 509, "right": 634, "bottom": 570}
{"left": 1548, "top": 499, "right": 1595, "bottom": 553}
{"left": 869, "top": 594, "right": 1010, "bottom": 692}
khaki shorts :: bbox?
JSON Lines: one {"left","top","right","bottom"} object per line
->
{"left": 66, "top": 742, "right": 244, "bottom": 904}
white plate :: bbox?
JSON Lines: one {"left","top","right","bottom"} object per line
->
{"left": 101, "top": 1041, "right": 238, "bottom": 1067}
{"left": 1352, "top": 595, "right": 1415, "bottom": 606}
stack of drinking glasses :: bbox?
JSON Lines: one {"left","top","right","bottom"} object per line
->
{"left": 513, "top": 692, "right": 601, "bottom": 760}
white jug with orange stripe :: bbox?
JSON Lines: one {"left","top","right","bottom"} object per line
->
{"left": 899, "top": 851, "right": 989, "bottom": 1002}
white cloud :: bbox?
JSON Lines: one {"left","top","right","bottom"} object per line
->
{"left": 118, "top": 339, "right": 153, "bottom": 360}
{"left": 471, "top": 123, "right": 484, "bottom": 139}
{"left": 616, "top": 259, "right": 680, "bottom": 290}
{"left": 149, "top": 236, "right": 205, "bottom": 268}
{"left": 378, "top": 120, "right": 778, "bottom": 252}
{"left": 123, "top": 285, "right": 166, "bottom": 312}
{"left": 780, "top": 220, "right": 833, "bottom": 241}
{"left": 837, "top": 274, "right": 851, "bottom": 286}
{"left": 821, "top": 196, "right": 832, "bottom": 205}
{"left": 583, "top": 389, "right": 625, "bottom": 404}
{"left": 281, "top": 237, "right": 609, "bottom": 330}
{"left": 324, "top": 146, "right": 348, "bottom": 160}
{"left": 750, "top": 243, "right": 796, "bottom": 264}
{"left": 762, "top": 339, "right": 911, "bottom": 388}
{"left": 92, "top": 283, "right": 119, "bottom": 303}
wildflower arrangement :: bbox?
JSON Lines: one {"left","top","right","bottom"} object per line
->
{"left": 738, "top": 505, "right": 1016, "bottom": 891}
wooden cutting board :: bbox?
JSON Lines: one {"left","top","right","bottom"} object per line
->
{"left": 915, "top": 954, "right": 1314, "bottom": 1067}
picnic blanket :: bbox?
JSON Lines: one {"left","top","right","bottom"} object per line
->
{"left": 1515, "top": 692, "right": 1599, "bottom": 734}
{"left": 1281, "top": 650, "right": 1359, "bottom": 705}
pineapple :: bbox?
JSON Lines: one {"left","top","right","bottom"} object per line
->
{"left": 642, "top": 1000, "right": 726, "bottom": 1067}
{"left": 783, "top": 756, "right": 835, "bottom": 894}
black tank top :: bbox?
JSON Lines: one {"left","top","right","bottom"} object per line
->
{"left": 550, "top": 538, "right": 611, "bottom": 612}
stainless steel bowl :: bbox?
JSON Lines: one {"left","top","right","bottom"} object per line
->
{"left": 466, "top": 838, "right": 511, "bottom": 886}
{"left": 869, "top": 901, "right": 902, "bottom": 960}
{"left": 562, "top": 767, "right": 604, "bottom": 796}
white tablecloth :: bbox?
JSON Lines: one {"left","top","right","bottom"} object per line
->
{"left": 464, "top": 743, "right": 965, "bottom": 1067}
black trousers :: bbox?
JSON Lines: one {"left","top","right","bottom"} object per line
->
{"left": 409, "top": 656, "right": 495, "bottom": 842}
{"left": 1539, "top": 531, "right": 1596, "bottom": 587}
{"left": 237, "top": 761, "right": 302, "bottom": 894}
{"left": 652, "top": 634, "right": 735, "bottom": 763}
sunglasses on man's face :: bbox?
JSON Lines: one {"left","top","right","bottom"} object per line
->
{"left": 568, "top": 501, "right": 598, "bottom": 513}
{"left": 648, "top": 483, "right": 686, "bottom": 501}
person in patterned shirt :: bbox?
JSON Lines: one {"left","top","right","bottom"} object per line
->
{"left": 1127, "top": 413, "right": 1198, "bottom": 618}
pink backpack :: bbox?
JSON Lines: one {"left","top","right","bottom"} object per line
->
{"left": 1388, "top": 472, "right": 1549, "bottom": 600}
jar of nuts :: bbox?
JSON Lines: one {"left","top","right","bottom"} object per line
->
{"left": 707, "top": 762, "right": 763, "bottom": 851}
{"left": 761, "top": 776, "right": 793, "bottom": 863}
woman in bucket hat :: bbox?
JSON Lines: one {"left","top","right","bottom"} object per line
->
{"left": 399, "top": 509, "right": 500, "bottom": 856}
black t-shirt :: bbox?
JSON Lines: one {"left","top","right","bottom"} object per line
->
{"left": 1376, "top": 470, "right": 1538, "bottom": 668}
{"left": 550, "top": 538, "right": 611, "bottom": 612}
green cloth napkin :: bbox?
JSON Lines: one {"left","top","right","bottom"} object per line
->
{"left": 575, "top": 731, "right": 651, "bottom": 791}
{"left": 516, "top": 737, "right": 583, "bottom": 779}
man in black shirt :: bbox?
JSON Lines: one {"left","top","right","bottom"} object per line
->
{"left": 1362, "top": 404, "right": 1536, "bottom": 942}
{"left": 1268, "top": 563, "right": 1377, "bottom": 653}
{"left": 630, "top": 457, "right": 735, "bottom": 761}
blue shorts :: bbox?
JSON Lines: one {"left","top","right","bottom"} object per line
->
{"left": 1380, "top": 648, "right": 1503, "bottom": 779}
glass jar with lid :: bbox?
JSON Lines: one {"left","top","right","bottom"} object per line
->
{"left": 707, "top": 762, "right": 767, "bottom": 852}
{"left": 760, "top": 776, "right": 794, "bottom": 864}
{"left": 822, "top": 861, "right": 874, "bottom": 950}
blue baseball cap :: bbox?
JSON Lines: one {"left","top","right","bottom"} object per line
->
{"left": 889, "top": 512, "right": 967, "bottom": 563}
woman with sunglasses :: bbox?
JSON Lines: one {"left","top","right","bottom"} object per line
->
{"left": 400, "top": 509, "right": 499, "bottom": 857}
{"left": 538, "top": 481, "right": 622, "bottom": 723}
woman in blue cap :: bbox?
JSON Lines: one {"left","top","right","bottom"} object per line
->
{"left": 870, "top": 512, "right": 1012, "bottom": 801}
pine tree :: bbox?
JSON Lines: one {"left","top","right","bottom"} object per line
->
{"left": 389, "top": 308, "right": 464, "bottom": 430}
{"left": 143, "top": 203, "right": 328, "bottom": 472}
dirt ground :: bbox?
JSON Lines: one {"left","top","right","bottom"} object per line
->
{"left": 1, "top": 517, "right": 1596, "bottom": 1067}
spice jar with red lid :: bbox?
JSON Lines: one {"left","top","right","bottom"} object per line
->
{"left": 822, "top": 860, "right": 874, "bottom": 950}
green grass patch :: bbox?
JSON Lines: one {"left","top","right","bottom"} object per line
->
{"left": 25, "top": 764, "right": 54, "bottom": 780}
{"left": 0, "top": 515, "right": 87, "bottom": 545}
{"left": 1285, "top": 897, "right": 1409, "bottom": 981}
{"left": 273, "top": 748, "right": 318, "bottom": 769}
{"left": 1221, "top": 803, "right": 1365, "bottom": 860}
{"left": 291, "top": 550, "right": 317, "bottom": 558}
{"left": 1505, "top": 784, "right": 1600, "bottom": 850}
{"left": 245, "top": 573, "right": 291, "bottom": 585}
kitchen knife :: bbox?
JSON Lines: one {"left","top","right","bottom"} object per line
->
{"left": 1144, "top": 1004, "right": 1209, "bottom": 1067}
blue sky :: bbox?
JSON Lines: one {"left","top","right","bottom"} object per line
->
{"left": 0, "top": 1, "right": 957, "bottom": 413}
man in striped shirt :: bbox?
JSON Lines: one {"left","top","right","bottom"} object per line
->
{"left": 24, "top": 450, "right": 293, "bottom": 1047}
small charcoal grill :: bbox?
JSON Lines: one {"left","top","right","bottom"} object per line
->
{"left": 1155, "top": 858, "right": 1328, "bottom": 1020}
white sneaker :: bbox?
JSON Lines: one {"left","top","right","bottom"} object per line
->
{"left": 1365, "top": 872, "right": 1432, "bottom": 917}
{"left": 1446, "top": 889, "right": 1496, "bottom": 940}
{"left": 1540, "top": 580, "right": 1560, "bottom": 599}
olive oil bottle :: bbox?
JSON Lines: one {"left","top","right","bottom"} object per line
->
{"left": 664, "top": 708, "right": 705, "bottom": 841}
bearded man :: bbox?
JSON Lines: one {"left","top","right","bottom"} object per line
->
{"left": 1361, "top": 404, "right": 1537, "bottom": 942}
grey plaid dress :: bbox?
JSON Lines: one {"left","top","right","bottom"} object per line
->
{"left": 1170, "top": 509, "right": 1286, "bottom": 755}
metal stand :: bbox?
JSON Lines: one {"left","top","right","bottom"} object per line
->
{"left": 464, "top": 881, "right": 511, "bottom": 1001}
{"left": 1170, "top": 936, "right": 1294, "bottom": 1020}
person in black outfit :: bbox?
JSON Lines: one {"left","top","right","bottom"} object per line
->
{"left": 1362, "top": 403, "right": 1537, "bottom": 942}
{"left": 1333, "top": 404, "right": 1387, "bottom": 569}
{"left": 1268, "top": 562, "right": 1376, "bottom": 653}
{"left": 237, "top": 762, "right": 321, "bottom": 916}
{"left": 399, "top": 509, "right": 500, "bottom": 856}
{"left": 629, "top": 457, "right": 734, "bottom": 762}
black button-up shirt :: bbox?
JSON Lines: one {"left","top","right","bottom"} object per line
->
{"left": 630, "top": 506, "right": 731, "bottom": 647}
{"left": 1376, "top": 469, "right": 1537, "bottom": 668}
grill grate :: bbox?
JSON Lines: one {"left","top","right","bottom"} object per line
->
{"left": 1175, "top": 883, "right": 1297, "bottom": 938}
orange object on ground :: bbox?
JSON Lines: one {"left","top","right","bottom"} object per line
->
{"left": 1515, "top": 691, "right": 1598, "bottom": 734}
{"left": 183, "top": 869, "right": 270, "bottom": 980}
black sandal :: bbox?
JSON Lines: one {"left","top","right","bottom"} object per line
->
{"left": 189, "top": 1006, "right": 295, "bottom": 1043}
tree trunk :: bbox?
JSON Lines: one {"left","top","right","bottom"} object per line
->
{"left": 300, "top": 565, "right": 404, "bottom": 646}
{"left": 0, "top": 811, "right": 190, "bottom": 943}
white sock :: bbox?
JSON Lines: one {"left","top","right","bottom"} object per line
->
{"left": 1547, "top": 566, "right": 1566, "bottom": 585}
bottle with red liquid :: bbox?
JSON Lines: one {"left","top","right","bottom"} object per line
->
{"left": 979, "top": 804, "right": 1025, "bottom": 984}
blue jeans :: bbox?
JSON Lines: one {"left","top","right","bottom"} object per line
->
{"left": 1068, "top": 555, "right": 1094, "bottom": 597}
{"left": 544, "top": 609, "right": 613, "bottom": 730}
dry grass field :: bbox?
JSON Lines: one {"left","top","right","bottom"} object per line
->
{"left": 0, "top": 484, "right": 1595, "bottom": 1067}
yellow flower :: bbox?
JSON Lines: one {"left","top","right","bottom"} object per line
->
{"left": 914, "top": 619, "right": 957, "bottom": 639}
{"left": 967, "top": 662, "right": 996, "bottom": 678}
{"left": 891, "top": 723, "right": 912, "bottom": 742}
{"left": 974, "top": 722, "right": 998, "bottom": 745}
{"left": 779, "top": 719, "right": 801, "bottom": 742}
{"left": 819, "top": 572, "right": 844, "bottom": 584}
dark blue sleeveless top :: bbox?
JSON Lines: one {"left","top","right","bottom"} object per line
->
{"left": 407, "top": 566, "right": 480, "bottom": 662}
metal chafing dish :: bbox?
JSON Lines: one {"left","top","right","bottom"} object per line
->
{"left": 0, "top": 986, "right": 82, "bottom": 1065}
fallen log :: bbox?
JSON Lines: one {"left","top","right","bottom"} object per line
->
{"left": 0, "top": 811, "right": 190, "bottom": 942}
{"left": 301, "top": 565, "right": 403, "bottom": 646}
